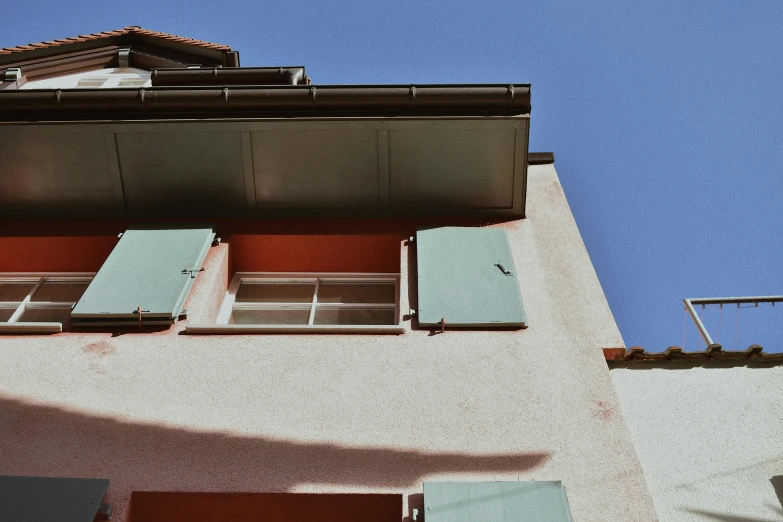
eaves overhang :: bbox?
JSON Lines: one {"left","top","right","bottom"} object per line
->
{"left": 0, "top": 110, "right": 530, "bottom": 219}
{"left": 0, "top": 83, "right": 531, "bottom": 219}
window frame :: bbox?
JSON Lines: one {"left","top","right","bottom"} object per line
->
{"left": 0, "top": 272, "right": 95, "bottom": 334}
{"left": 187, "top": 272, "right": 404, "bottom": 335}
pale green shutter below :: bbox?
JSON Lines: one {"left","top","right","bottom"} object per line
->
{"left": 416, "top": 227, "right": 526, "bottom": 328}
{"left": 71, "top": 225, "right": 215, "bottom": 326}
{"left": 423, "top": 482, "right": 574, "bottom": 522}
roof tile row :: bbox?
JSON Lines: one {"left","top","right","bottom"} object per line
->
{"left": 0, "top": 26, "right": 231, "bottom": 56}
{"left": 604, "top": 345, "right": 783, "bottom": 363}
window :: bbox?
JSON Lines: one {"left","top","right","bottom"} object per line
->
{"left": 216, "top": 272, "right": 400, "bottom": 330}
{"left": 0, "top": 273, "right": 93, "bottom": 332}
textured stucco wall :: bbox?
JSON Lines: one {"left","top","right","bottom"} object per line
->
{"left": 0, "top": 164, "right": 658, "bottom": 521}
{"left": 611, "top": 365, "right": 783, "bottom": 522}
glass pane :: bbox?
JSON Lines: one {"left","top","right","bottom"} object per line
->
{"left": 229, "top": 308, "right": 311, "bottom": 325}
{"left": 235, "top": 283, "right": 315, "bottom": 303}
{"left": 317, "top": 282, "right": 396, "bottom": 304}
{"left": 18, "top": 307, "right": 72, "bottom": 323}
{"left": 313, "top": 308, "right": 396, "bottom": 326}
{"left": 31, "top": 281, "right": 90, "bottom": 303}
{"left": 0, "top": 283, "right": 35, "bottom": 302}
{"left": 0, "top": 308, "right": 16, "bottom": 321}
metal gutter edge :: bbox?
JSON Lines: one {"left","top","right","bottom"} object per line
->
{"left": 185, "top": 324, "right": 405, "bottom": 335}
{"left": 0, "top": 84, "right": 531, "bottom": 120}
{"left": 528, "top": 151, "right": 554, "bottom": 165}
{"left": 151, "top": 67, "right": 307, "bottom": 86}
{"left": 0, "top": 322, "right": 62, "bottom": 334}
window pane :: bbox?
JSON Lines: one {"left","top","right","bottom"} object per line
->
{"left": 18, "top": 307, "right": 72, "bottom": 323}
{"left": 31, "top": 281, "right": 90, "bottom": 303}
{"left": 235, "top": 283, "right": 315, "bottom": 303}
{"left": 0, "top": 283, "right": 35, "bottom": 302}
{"left": 229, "top": 308, "right": 311, "bottom": 325}
{"left": 0, "top": 308, "right": 16, "bottom": 321}
{"left": 317, "top": 282, "right": 396, "bottom": 304}
{"left": 313, "top": 308, "right": 395, "bottom": 326}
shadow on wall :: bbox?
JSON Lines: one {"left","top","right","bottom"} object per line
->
{"left": 682, "top": 478, "right": 783, "bottom": 522}
{"left": 771, "top": 476, "right": 783, "bottom": 509}
{"left": 0, "top": 396, "right": 548, "bottom": 516}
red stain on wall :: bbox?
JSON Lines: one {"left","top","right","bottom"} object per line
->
{"left": 124, "top": 492, "right": 402, "bottom": 522}
{"left": 0, "top": 237, "right": 117, "bottom": 272}
{"left": 230, "top": 235, "right": 401, "bottom": 274}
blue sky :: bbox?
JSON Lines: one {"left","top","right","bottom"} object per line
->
{"left": 2, "top": 1, "right": 781, "bottom": 351}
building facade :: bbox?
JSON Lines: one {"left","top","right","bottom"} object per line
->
{"left": 0, "top": 27, "right": 658, "bottom": 521}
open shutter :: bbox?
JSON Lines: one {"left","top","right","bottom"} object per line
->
{"left": 71, "top": 225, "right": 215, "bottom": 326}
{"left": 0, "top": 475, "right": 109, "bottom": 522}
{"left": 416, "top": 227, "right": 526, "bottom": 328}
{"left": 423, "top": 482, "right": 574, "bottom": 522}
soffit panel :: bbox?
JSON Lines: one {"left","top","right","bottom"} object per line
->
{"left": 389, "top": 128, "right": 516, "bottom": 209}
{"left": 115, "top": 131, "right": 247, "bottom": 211}
{"left": 0, "top": 126, "right": 120, "bottom": 212}
{"left": 0, "top": 117, "right": 528, "bottom": 217}
{"left": 252, "top": 130, "right": 379, "bottom": 208}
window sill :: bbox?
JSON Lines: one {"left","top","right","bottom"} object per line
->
{"left": 185, "top": 324, "right": 405, "bottom": 335}
{"left": 0, "top": 322, "right": 62, "bottom": 334}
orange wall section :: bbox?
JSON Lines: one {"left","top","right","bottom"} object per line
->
{"left": 124, "top": 492, "right": 403, "bottom": 522}
{"left": 230, "top": 235, "right": 401, "bottom": 274}
{"left": 0, "top": 236, "right": 118, "bottom": 272}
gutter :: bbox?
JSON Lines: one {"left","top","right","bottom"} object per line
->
{"left": 151, "top": 67, "right": 307, "bottom": 86}
{"left": 0, "top": 84, "right": 530, "bottom": 121}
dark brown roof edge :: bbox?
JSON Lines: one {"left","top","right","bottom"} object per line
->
{"left": 528, "top": 152, "right": 554, "bottom": 165}
{"left": 0, "top": 84, "right": 531, "bottom": 121}
{"left": 151, "top": 67, "right": 308, "bottom": 86}
{"left": 603, "top": 345, "right": 783, "bottom": 364}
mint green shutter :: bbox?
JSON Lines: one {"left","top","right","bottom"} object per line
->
{"left": 71, "top": 225, "right": 215, "bottom": 326}
{"left": 0, "top": 475, "right": 109, "bottom": 522}
{"left": 423, "top": 482, "right": 574, "bottom": 522}
{"left": 416, "top": 227, "right": 526, "bottom": 328}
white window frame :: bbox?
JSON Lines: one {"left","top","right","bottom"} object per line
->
{"left": 0, "top": 273, "right": 94, "bottom": 334}
{"left": 187, "top": 272, "right": 404, "bottom": 335}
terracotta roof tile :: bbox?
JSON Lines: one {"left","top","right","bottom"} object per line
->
{"left": 0, "top": 26, "right": 232, "bottom": 56}
{"left": 604, "top": 345, "right": 783, "bottom": 363}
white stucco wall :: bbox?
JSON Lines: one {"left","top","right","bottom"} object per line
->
{"left": 0, "top": 164, "right": 658, "bottom": 521}
{"left": 21, "top": 67, "right": 151, "bottom": 89}
{"left": 611, "top": 365, "right": 783, "bottom": 522}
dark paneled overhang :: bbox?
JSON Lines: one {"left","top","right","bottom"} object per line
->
{"left": 0, "top": 84, "right": 531, "bottom": 219}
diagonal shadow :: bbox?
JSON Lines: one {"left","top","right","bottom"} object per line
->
{"left": 771, "top": 476, "right": 783, "bottom": 510}
{"left": 0, "top": 397, "right": 548, "bottom": 518}
{"left": 683, "top": 509, "right": 783, "bottom": 522}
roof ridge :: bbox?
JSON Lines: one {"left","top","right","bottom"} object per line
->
{"left": 0, "top": 27, "right": 231, "bottom": 56}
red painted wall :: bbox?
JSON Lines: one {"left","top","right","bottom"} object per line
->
{"left": 0, "top": 236, "right": 117, "bottom": 272}
{"left": 230, "top": 235, "right": 401, "bottom": 274}
{"left": 124, "top": 492, "right": 402, "bottom": 522}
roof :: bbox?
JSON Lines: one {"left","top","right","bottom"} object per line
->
{"left": 0, "top": 26, "right": 231, "bottom": 56}
{"left": 604, "top": 345, "right": 783, "bottom": 364}
{"left": 0, "top": 27, "right": 239, "bottom": 78}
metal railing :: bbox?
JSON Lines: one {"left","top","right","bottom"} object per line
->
{"left": 683, "top": 296, "right": 783, "bottom": 347}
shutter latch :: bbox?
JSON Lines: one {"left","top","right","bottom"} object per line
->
{"left": 182, "top": 267, "right": 205, "bottom": 278}
{"left": 495, "top": 263, "right": 513, "bottom": 276}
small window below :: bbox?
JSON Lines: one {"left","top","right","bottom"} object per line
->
{"left": 0, "top": 274, "right": 93, "bottom": 333}
{"left": 216, "top": 272, "right": 399, "bottom": 330}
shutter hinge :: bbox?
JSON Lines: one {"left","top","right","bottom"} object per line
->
{"left": 182, "top": 267, "right": 205, "bottom": 278}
